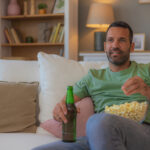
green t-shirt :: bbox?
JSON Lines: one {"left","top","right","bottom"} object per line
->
{"left": 73, "top": 61, "right": 150, "bottom": 123}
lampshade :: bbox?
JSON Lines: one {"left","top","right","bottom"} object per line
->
{"left": 86, "top": 3, "right": 115, "bottom": 31}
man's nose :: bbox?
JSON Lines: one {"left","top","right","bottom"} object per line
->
{"left": 112, "top": 40, "right": 119, "bottom": 48}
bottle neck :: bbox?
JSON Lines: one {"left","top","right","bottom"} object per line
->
{"left": 66, "top": 89, "right": 74, "bottom": 104}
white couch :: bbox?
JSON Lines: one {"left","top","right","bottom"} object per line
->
{"left": 0, "top": 52, "right": 108, "bottom": 150}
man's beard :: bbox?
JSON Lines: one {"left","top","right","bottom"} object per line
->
{"left": 106, "top": 48, "right": 130, "bottom": 66}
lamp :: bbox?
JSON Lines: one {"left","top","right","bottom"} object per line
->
{"left": 86, "top": 3, "right": 115, "bottom": 51}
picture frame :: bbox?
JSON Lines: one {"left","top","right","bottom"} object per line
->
{"left": 139, "top": 0, "right": 150, "bottom": 4}
{"left": 133, "top": 33, "right": 145, "bottom": 51}
{"left": 53, "top": 0, "right": 64, "bottom": 14}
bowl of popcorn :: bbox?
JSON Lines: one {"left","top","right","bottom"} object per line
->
{"left": 104, "top": 101, "right": 149, "bottom": 123}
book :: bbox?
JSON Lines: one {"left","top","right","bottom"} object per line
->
{"left": 55, "top": 25, "right": 63, "bottom": 43}
{"left": 30, "top": 0, "right": 35, "bottom": 15}
{"left": 23, "top": 0, "right": 28, "bottom": 15}
{"left": 50, "top": 0, "right": 56, "bottom": 13}
{"left": 4, "top": 28, "right": 13, "bottom": 44}
{"left": 8, "top": 27, "right": 16, "bottom": 43}
{"left": 53, "top": 0, "right": 64, "bottom": 14}
{"left": 49, "top": 25, "right": 57, "bottom": 43}
{"left": 51, "top": 23, "right": 61, "bottom": 43}
{"left": 59, "top": 26, "right": 64, "bottom": 43}
{"left": 10, "top": 28, "right": 21, "bottom": 44}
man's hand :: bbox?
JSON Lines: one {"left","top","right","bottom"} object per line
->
{"left": 122, "top": 76, "right": 150, "bottom": 98}
{"left": 53, "top": 95, "right": 81, "bottom": 123}
{"left": 53, "top": 99, "right": 68, "bottom": 123}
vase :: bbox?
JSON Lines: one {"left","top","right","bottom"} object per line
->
{"left": 38, "top": 9, "right": 46, "bottom": 15}
{"left": 7, "top": 0, "right": 21, "bottom": 16}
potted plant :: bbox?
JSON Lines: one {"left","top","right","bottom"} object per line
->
{"left": 38, "top": 3, "right": 47, "bottom": 14}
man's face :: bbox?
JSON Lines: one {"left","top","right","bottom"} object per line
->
{"left": 104, "top": 27, "right": 134, "bottom": 66}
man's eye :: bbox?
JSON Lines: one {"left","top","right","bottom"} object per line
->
{"left": 107, "top": 38, "right": 113, "bottom": 42}
{"left": 120, "top": 38, "right": 126, "bottom": 42}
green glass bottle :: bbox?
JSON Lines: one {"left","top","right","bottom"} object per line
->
{"left": 62, "top": 86, "right": 77, "bottom": 142}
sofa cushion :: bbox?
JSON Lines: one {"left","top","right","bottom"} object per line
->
{"left": 37, "top": 52, "right": 85, "bottom": 123}
{"left": 0, "top": 81, "right": 39, "bottom": 133}
{"left": 0, "top": 59, "right": 39, "bottom": 82}
{"left": 40, "top": 97, "right": 94, "bottom": 137}
{"left": 0, "top": 133, "right": 59, "bottom": 150}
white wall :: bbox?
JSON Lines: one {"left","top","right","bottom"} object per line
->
{"left": 79, "top": 0, "right": 150, "bottom": 51}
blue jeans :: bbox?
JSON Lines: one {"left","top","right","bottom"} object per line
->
{"left": 32, "top": 113, "right": 150, "bottom": 150}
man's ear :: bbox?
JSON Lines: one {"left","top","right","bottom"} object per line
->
{"left": 130, "top": 42, "right": 135, "bottom": 52}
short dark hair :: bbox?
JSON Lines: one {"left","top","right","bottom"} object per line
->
{"left": 106, "top": 21, "right": 133, "bottom": 44}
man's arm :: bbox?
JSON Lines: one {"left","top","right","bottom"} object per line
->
{"left": 53, "top": 95, "right": 81, "bottom": 123}
{"left": 121, "top": 76, "right": 150, "bottom": 100}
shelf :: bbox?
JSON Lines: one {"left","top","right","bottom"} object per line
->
{"left": 1, "top": 13, "right": 64, "bottom": 20}
{"left": 1, "top": 56, "right": 34, "bottom": 60}
{"left": 139, "top": 2, "right": 150, "bottom": 4}
{"left": 79, "top": 50, "right": 150, "bottom": 62}
{"left": 80, "top": 50, "right": 150, "bottom": 54}
{"left": 2, "top": 43, "right": 64, "bottom": 47}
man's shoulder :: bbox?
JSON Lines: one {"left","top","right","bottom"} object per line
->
{"left": 133, "top": 61, "right": 150, "bottom": 68}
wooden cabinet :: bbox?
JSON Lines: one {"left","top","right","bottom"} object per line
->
{"left": 0, "top": 0, "right": 78, "bottom": 60}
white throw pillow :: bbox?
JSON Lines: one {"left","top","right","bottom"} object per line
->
{"left": 37, "top": 52, "right": 85, "bottom": 123}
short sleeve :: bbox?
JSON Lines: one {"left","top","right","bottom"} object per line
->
{"left": 73, "top": 75, "right": 90, "bottom": 99}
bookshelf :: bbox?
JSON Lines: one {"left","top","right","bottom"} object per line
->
{"left": 0, "top": 0, "right": 78, "bottom": 60}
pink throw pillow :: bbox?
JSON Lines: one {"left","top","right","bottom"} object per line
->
{"left": 40, "top": 97, "right": 94, "bottom": 138}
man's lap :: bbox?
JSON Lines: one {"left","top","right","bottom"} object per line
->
{"left": 32, "top": 136, "right": 90, "bottom": 150}
{"left": 33, "top": 113, "right": 150, "bottom": 150}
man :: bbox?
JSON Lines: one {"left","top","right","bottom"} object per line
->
{"left": 33, "top": 21, "right": 150, "bottom": 150}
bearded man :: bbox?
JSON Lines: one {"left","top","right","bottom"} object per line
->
{"left": 33, "top": 21, "right": 150, "bottom": 150}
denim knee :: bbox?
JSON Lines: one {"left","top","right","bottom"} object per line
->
{"left": 86, "top": 113, "right": 122, "bottom": 136}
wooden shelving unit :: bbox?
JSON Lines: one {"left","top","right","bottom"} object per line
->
{"left": 0, "top": 0, "right": 78, "bottom": 60}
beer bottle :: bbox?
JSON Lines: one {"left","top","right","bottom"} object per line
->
{"left": 62, "top": 86, "right": 77, "bottom": 142}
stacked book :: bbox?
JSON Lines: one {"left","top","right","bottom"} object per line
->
{"left": 4, "top": 27, "right": 21, "bottom": 44}
{"left": 49, "top": 23, "right": 64, "bottom": 43}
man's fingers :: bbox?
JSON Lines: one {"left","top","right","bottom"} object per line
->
{"left": 122, "top": 76, "right": 142, "bottom": 93}
{"left": 53, "top": 102, "right": 68, "bottom": 123}
{"left": 76, "top": 107, "right": 80, "bottom": 113}
{"left": 59, "top": 112, "right": 67, "bottom": 123}
{"left": 122, "top": 78, "right": 138, "bottom": 89}
{"left": 59, "top": 101, "right": 67, "bottom": 115}
{"left": 122, "top": 84, "right": 139, "bottom": 96}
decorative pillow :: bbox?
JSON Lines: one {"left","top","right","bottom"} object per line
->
{"left": 0, "top": 81, "right": 39, "bottom": 133}
{"left": 37, "top": 52, "right": 85, "bottom": 123}
{"left": 40, "top": 97, "right": 94, "bottom": 137}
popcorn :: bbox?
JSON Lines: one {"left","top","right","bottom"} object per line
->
{"left": 104, "top": 101, "right": 148, "bottom": 122}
